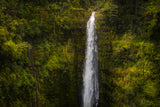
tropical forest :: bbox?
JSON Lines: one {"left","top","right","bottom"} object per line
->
{"left": 0, "top": 0, "right": 160, "bottom": 107}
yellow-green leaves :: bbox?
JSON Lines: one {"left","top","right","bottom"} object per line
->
{"left": 2, "top": 40, "right": 28, "bottom": 58}
{"left": 144, "top": 80, "right": 157, "bottom": 98}
{"left": 0, "top": 26, "right": 8, "bottom": 43}
{"left": 9, "top": 20, "right": 19, "bottom": 31}
{"left": 146, "top": 0, "right": 160, "bottom": 14}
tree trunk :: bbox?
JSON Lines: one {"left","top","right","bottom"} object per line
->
{"left": 28, "top": 43, "right": 40, "bottom": 107}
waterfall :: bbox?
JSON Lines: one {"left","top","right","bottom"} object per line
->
{"left": 83, "top": 12, "right": 99, "bottom": 107}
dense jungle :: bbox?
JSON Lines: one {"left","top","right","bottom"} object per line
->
{"left": 0, "top": 0, "right": 160, "bottom": 106}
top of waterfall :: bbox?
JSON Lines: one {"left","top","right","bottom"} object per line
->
{"left": 91, "top": 11, "right": 95, "bottom": 17}
{"left": 90, "top": 11, "right": 95, "bottom": 22}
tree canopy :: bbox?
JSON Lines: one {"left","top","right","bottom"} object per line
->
{"left": 0, "top": 0, "right": 160, "bottom": 106}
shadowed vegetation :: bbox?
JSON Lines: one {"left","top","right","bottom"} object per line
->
{"left": 0, "top": 0, "right": 160, "bottom": 106}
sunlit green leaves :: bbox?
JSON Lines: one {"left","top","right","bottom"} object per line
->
{"left": 0, "top": 26, "right": 8, "bottom": 43}
{"left": 146, "top": 0, "right": 160, "bottom": 14}
{"left": 2, "top": 40, "right": 27, "bottom": 58}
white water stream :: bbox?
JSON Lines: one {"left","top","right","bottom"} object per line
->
{"left": 83, "top": 12, "right": 99, "bottom": 107}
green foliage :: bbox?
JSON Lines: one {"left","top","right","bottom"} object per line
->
{"left": 0, "top": 0, "right": 160, "bottom": 106}
{"left": 96, "top": 0, "right": 160, "bottom": 106}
